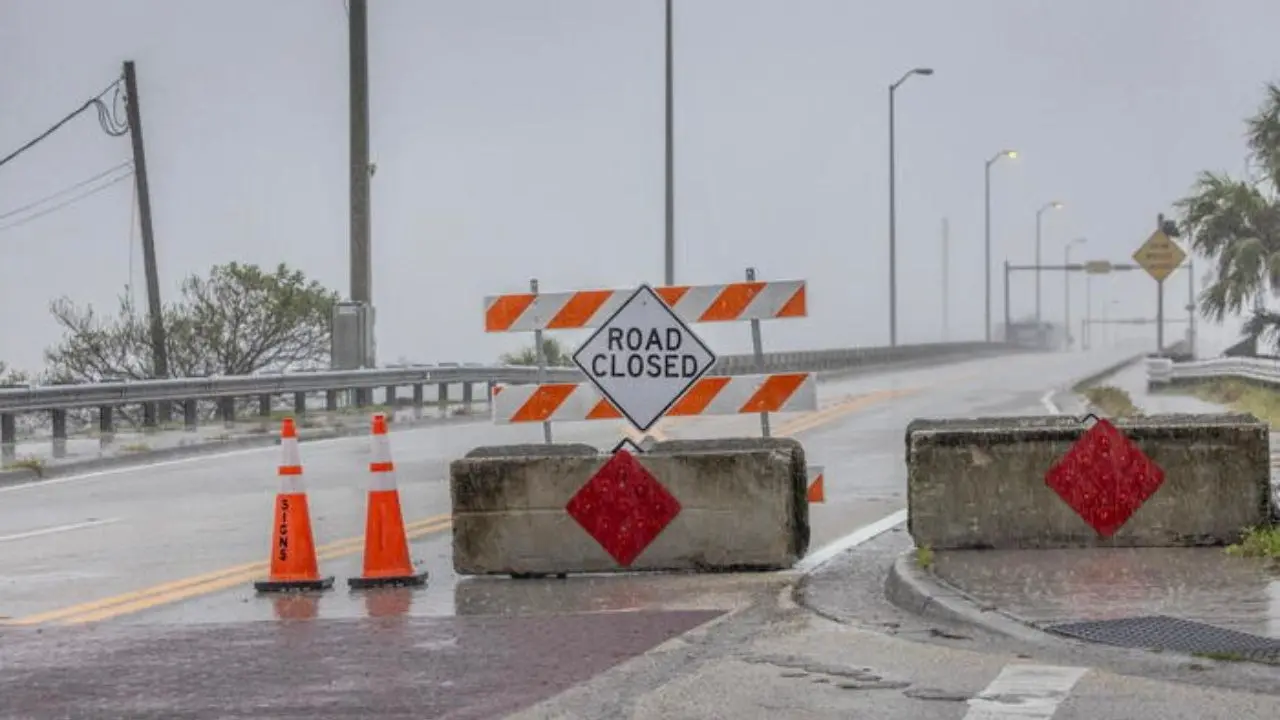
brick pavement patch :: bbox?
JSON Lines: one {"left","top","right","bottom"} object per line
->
{"left": 0, "top": 610, "right": 722, "bottom": 719}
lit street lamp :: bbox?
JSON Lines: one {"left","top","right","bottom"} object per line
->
{"left": 887, "top": 66, "right": 933, "bottom": 347}
{"left": 1063, "top": 237, "right": 1086, "bottom": 350}
{"left": 984, "top": 149, "right": 1017, "bottom": 342}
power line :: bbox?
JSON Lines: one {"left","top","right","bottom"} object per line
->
{"left": 0, "top": 75, "right": 129, "bottom": 171}
{"left": 0, "top": 169, "right": 133, "bottom": 234}
{"left": 0, "top": 161, "right": 132, "bottom": 222}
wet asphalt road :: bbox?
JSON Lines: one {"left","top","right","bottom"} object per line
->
{"left": 0, "top": 345, "right": 1152, "bottom": 718}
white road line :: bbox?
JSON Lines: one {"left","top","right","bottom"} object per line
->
{"left": 0, "top": 517, "right": 119, "bottom": 543}
{"left": 1040, "top": 389, "right": 1060, "bottom": 415}
{"left": 793, "top": 508, "right": 907, "bottom": 573}
{"left": 964, "top": 664, "right": 1089, "bottom": 719}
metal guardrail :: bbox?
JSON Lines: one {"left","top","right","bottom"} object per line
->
{"left": 1147, "top": 354, "right": 1280, "bottom": 388}
{"left": 0, "top": 341, "right": 1014, "bottom": 415}
{"left": 0, "top": 340, "right": 1023, "bottom": 464}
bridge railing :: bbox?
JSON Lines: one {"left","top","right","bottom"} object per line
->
{"left": 0, "top": 341, "right": 1017, "bottom": 461}
{"left": 1147, "top": 353, "right": 1280, "bottom": 390}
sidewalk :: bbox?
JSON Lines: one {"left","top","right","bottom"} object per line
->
{"left": 923, "top": 547, "right": 1280, "bottom": 644}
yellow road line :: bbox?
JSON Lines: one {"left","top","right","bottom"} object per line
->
{"left": 9, "top": 514, "right": 451, "bottom": 627}
{"left": 63, "top": 518, "right": 453, "bottom": 625}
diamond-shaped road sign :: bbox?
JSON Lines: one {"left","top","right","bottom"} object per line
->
{"left": 1044, "top": 418, "right": 1166, "bottom": 537}
{"left": 565, "top": 449, "right": 682, "bottom": 567}
{"left": 572, "top": 284, "right": 717, "bottom": 432}
{"left": 1132, "top": 229, "right": 1186, "bottom": 283}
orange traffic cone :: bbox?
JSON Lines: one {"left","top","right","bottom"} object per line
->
{"left": 254, "top": 418, "right": 334, "bottom": 592}
{"left": 349, "top": 413, "right": 429, "bottom": 589}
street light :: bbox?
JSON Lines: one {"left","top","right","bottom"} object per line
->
{"left": 1063, "top": 237, "right": 1086, "bottom": 350}
{"left": 984, "top": 149, "right": 1017, "bottom": 342}
{"left": 887, "top": 66, "right": 934, "bottom": 347}
{"left": 1034, "top": 200, "right": 1064, "bottom": 329}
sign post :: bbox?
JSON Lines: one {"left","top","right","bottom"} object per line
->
{"left": 745, "top": 267, "right": 771, "bottom": 437}
{"left": 529, "top": 278, "right": 553, "bottom": 444}
{"left": 1131, "top": 225, "right": 1186, "bottom": 353}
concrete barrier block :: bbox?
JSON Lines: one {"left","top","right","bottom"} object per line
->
{"left": 450, "top": 437, "right": 809, "bottom": 575}
{"left": 906, "top": 413, "right": 1272, "bottom": 550}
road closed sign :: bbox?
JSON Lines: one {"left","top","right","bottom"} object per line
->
{"left": 572, "top": 284, "right": 717, "bottom": 432}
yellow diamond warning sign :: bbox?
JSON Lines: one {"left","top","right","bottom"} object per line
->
{"left": 1132, "top": 229, "right": 1186, "bottom": 282}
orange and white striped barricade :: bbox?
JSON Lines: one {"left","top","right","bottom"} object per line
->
{"left": 484, "top": 279, "right": 806, "bottom": 333}
{"left": 491, "top": 373, "right": 816, "bottom": 424}
{"left": 485, "top": 272, "right": 827, "bottom": 501}
{"left": 807, "top": 466, "right": 825, "bottom": 503}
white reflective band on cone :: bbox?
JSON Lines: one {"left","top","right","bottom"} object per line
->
{"left": 368, "top": 432, "right": 397, "bottom": 491}
{"left": 278, "top": 437, "right": 305, "bottom": 494}
{"left": 368, "top": 468, "right": 397, "bottom": 492}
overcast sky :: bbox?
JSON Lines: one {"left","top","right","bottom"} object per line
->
{"left": 0, "top": 0, "right": 1271, "bottom": 373}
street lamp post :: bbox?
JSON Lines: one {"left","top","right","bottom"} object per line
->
{"left": 1084, "top": 273, "right": 1093, "bottom": 350}
{"left": 663, "top": 0, "right": 675, "bottom": 286}
{"left": 1034, "top": 200, "right": 1064, "bottom": 331}
{"left": 887, "top": 66, "right": 933, "bottom": 347}
{"left": 1063, "top": 237, "right": 1086, "bottom": 350}
{"left": 984, "top": 149, "right": 1017, "bottom": 342}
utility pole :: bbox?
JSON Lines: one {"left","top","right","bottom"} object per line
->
{"left": 941, "top": 217, "right": 949, "bottom": 341}
{"left": 349, "top": 0, "right": 372, "bottom": 309}
{"left": 123, "top": 60, "right": 170, "bottom": 423}
{"left": 663, "top": 0, "right": 675, "bottom": 286}
{"left": 347, "top": 0, "right": 374, "bottom": 407}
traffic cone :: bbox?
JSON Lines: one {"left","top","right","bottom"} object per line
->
{"left": 349, "top": 413, "right": 429, "bottom": 589}
{"left": 254, "top": 417, "right": 334, "bottom": 592}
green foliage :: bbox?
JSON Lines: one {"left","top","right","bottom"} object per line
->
{"left": 499, "top": 337, "right": 574, "bottom": 367}
{"left": 914, "top": 545, "right": 934, "bottom": 569}
{"left": 1081, "top": 385, "right": 1141, "bottom": 418}
{"left": 1225, "top": 525, "right": 1280, "bottom": 560}
{"left": 1176, "top": 81, "right": 1280, "bottom": 346}
{"left": 0, "top": 361, "right": 28, "bottom": 386}
{"left": 1181, "top": 377, "right": 1280, "bottom": 426}
{"left": 44, "top": 262, "right": 339, "bottom": 382}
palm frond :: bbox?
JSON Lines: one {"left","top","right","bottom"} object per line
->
{"left": 1246, "top": 82, "right": 1280, "bottom": 191}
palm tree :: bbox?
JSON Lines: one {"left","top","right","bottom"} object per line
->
{"left": 1177, "top": 82, "right": 1280, "bottom": 340}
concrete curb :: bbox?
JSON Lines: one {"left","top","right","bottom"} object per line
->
{"left": 884, "top": 551, "right": 1053, "bottom": 645}
{"left": 0, "top": 412, "right": 488, "bottom": 488}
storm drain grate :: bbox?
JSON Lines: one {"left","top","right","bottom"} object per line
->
{"left": 1046, "top": 615, "right": 1280, "bottom": 664}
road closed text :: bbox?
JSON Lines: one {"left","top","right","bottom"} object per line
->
{"left": 589, "top": 327, "right": 701, "bottom": 378}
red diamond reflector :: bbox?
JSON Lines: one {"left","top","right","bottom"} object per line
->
{"left": 1044, "top": 418, "right": 1165, "bottom": 537}
{"left": 565, "top": 450, "right": 682, "bottom": 567}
